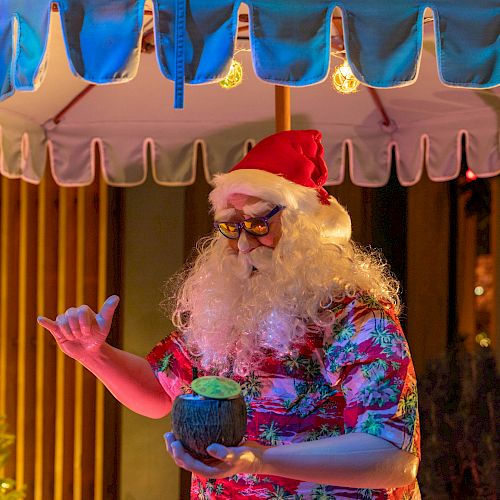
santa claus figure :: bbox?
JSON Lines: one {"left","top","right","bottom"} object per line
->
{"left": 39, "top": 130, "right": 420, "bottom": 499}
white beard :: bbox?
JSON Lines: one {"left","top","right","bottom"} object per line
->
{"left": 172, "top": 213, "right": 398, "bottom": 376}
{"left": 175, "top": 239, "right": 303, "bottom": 376}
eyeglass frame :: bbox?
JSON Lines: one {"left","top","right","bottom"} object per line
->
{"left": 213, "top": 204, "right": 285, "bottom": 239}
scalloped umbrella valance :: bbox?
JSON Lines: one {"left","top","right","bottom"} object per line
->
{"left": 0, "top": 0, "right": 499, "bottom": 109}
{"left": 0, "top": 10, "right": 498, "bottom": 188}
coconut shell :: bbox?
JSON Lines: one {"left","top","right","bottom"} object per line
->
{"left": 171, "top": 394, "right": 247, "bottom": 460}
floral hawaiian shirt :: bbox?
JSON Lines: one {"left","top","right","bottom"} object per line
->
{"left": 147, "top": 294, "right": 421, "bottom": 499}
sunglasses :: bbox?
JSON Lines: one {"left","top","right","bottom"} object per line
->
{"left": 214, "top": 205, "right": 285, "bottom": 240}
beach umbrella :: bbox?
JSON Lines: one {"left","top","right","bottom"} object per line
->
{"left": 0, "top": 1, "right": 498, "bottom": 187}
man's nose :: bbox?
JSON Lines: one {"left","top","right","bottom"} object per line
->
{"left": 237, "top": 230, "right": 258, "bottom": 253}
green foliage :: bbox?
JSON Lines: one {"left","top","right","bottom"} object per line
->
{"left": 0, "top": 417, "right": 25, "bottom": 499}
{"left": 418, "top": 342, "right": 499, "bottom": 499}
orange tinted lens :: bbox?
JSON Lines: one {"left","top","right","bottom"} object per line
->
{"left": 244, "top": 219, "right": 268, "bottom": 235}
{"left": 218, "top": 223, "right": 239, "bottom": 238}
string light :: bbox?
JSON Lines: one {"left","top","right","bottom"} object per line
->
{"left": 220, "top": 49, "right": 361, "bottom": 94}
{"left": 219, "top": 59, "right": 243, "bottom": 89}
{"left": 475, "top": 332, "right": 491, "bottom": 348}
{"left": 465, "top": 168, "right": 477, "bottom": 182}
{"left": 332, "top": 59, "right": 360, "bottom": 94}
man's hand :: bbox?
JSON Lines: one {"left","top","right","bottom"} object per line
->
{"left": 164, "top": 432, "right": 266, "bottom": 479}
{"left": 37, "top": 295, "right": 120, "bottom": 361}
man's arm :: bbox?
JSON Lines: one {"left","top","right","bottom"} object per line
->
{"left": 38, "top": 295, "right": 172, "bottom": 419}
{"left": 166, "top": 432, "right": 419, "bottom": 489}
{"left": 258, "top": 432, "right": 418, "bottom": 488}
{"left": 80, "top": 343, "right": 172, "bottom": 418}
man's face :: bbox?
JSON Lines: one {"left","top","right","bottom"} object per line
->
{"left": 219, "top": 193, "right": 282, "bottom": 255}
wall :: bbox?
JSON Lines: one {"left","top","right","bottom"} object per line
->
{"left": 121, "top": 176, "right": 185, "bottom": 500}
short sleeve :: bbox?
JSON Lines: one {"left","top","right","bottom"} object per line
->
{"left": 146, "top": 332, "right": 194, "bottom": 401}
{"left": 323, "top": 295, "right": 420, "bottom": 458}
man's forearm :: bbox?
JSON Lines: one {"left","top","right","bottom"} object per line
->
{"left": 260, "top": 432, "right": 419, "bottom": 489}
{"left": 79, "top": 343, "right": 172, "bottom": 418}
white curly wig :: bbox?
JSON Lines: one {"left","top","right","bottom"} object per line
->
{"left": 169, "top": 131, "right": 400, "bottom": 375}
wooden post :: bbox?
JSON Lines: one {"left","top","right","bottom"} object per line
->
{"left": 180, "top": 144, "right": 212, "bottom": 500}
{"left": 94, "top": 172, "right": 108, "bottom": 500}
{"left": 275, "top": 85, "right": 291, "bottom": 132}
{"left": 35, "top": 169, "right": 58, "bottom": 500}
{"left": 0, "top": 178, "right": 20, "bottom": 483}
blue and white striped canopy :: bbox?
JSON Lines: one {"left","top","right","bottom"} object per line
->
{"left": 1, "top": 0, "right": 499, "bottom": 108}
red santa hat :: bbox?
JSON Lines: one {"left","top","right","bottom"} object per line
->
{"left": 209, "top": 130, "right": 351, "bottom": 241}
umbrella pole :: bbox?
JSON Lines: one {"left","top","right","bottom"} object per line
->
{"left": 275, "top": 85, "right": 291, "bottom": 132}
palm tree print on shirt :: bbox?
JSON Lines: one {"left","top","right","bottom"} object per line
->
{"left": 266, "top": 484, "right": 292, "bottom": 499}
{"left": 361, "top": 359, "right": 389, "bottom": 379}
{"left": 371, "top": 322, "right": 409, "bottom": 359}
{"left": 331, "top": 316, "right": 356, "bottom": 342}
{"left": 159, "top": 352, "right": 173, "bottom": 372}
{"left": 311, "top": 484, "right": 337, "bottom": 499}
{"left": 357, "top": 377, "right": 402, "bottom": 407}
{"left": 359, "top": 412, "right": 385, "bottom": 436}
{"left": 284, "top": 354, "right": 303, "bottom": 374}
{"left": 357, "top": 488, "right": 374, "bottom": 499}
{"left": 242, "top": 372, "right": 263, "bottom": 399}
{"left": 399, "top": 383, "right": 418, "bottom": 437}
{"left": 324, "top": 341, "right": 362, "bottom": 374}
{"left": 303, "top": 358, "right": 321, "bottom": 380}
{"left": 306, "top": 423, "right": 342, "bottom": 441}
{"left": 259, "top": 421, "right": 282, "bottom": 445}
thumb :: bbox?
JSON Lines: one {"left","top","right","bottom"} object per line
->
{"left": 206, "top": 443, "right": 230, "bottom": 461}
{"left": 37, "top": 316, "right": 58, "bottom": 335}
{"left": 97, "top": 295, "right": 120, "bottom": 329}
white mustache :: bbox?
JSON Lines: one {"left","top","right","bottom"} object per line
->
{"left": 248, "top": 246, "right": 274, "bottom": 271}
{"left": 236, "top": 246, "right": 274, "bottom": 278}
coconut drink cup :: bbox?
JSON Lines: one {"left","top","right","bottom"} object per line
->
{"left": 171, "top": 376, "right": 247, "bottom": 460}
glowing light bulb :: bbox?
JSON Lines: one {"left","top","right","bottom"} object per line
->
{"left": 474, "top": 286, "right": 484, "bottom": 296}
{"left": 475, "top": 332, "right": 491, "bottom": 347}
{"left": 332, "top": 60, "right": 360, "bottom": 94}
{"left": 219, "top": 59, "right": 243, "bottom": 89}
{"left": 465, "top": 168, "right": 477, "bottom": 181}
{"left": 479, "top": 337, "right": 491, "bottom": 348}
